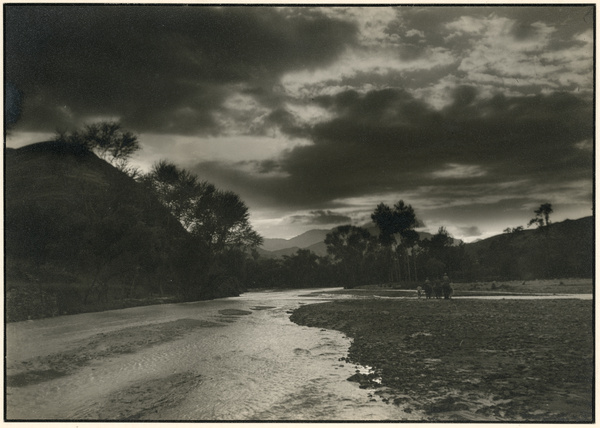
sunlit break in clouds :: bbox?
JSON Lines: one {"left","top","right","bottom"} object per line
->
{"left": 5, "top": 5, "right": 594, "bottom": 241}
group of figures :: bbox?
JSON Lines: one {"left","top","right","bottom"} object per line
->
{"left": 417, "top": 274, "right": 453, "bottom": 299}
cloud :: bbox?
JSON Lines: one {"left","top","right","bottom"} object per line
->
{"left": 432, "top": 163, "right": 487, "bottom": 179}
{"left": 4, "top": 81, "right": 23, "bottom": 128}
{"left": 457, "top": 226, "right": 482, "bottom": 237}
{"left": 5, "top": 6, "right": 357, "bottom": 134}
{"left": 186, "top": 86, "right": 592, "bottom": 226}
{"left": 449, "top": 13, "right": 592, "bottom": 96}
{"left": 290, "top": 87, "right": 591, "bottom": 192}
{"left": 575, "top": 139, "right": 593, "bottom": 152}
{"left": 5, "top": 5, "right": 593, "bottom": 242}
{"left": 288, "top": 210, "right": 352, "bottom": 225}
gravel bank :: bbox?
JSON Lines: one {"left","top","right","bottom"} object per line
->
{"left": 290, "top": 298, "right": 593, "bottom": 421}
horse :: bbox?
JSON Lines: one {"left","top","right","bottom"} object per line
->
{"left": 424, "top": 282, "right": 433, "bottom": 299}
{"left": 433, "top": 282, "right": 443, "bottom": 299}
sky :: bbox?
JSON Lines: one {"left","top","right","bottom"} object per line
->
{"left": 5, "top": 4, "right": 595, "bottom": 242}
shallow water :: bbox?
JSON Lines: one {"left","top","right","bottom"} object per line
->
{"left": 6, "top": 288, "right": 590, "bottom": 421}
{"left": 358, "top": 292, "right": 593, "bottom": 301}
{"left": 455, "top": 293, "right": 592, "bottom": 300}
{"left": 6, "top": 288, "right": 411, "bottom": 421}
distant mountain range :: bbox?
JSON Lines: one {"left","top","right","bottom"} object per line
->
{"left": 261, "top": 229, "right": 331, "bottom": 252}
{"left": 258, "top": 226, "right": 461, "bottom": 259}
{"left": 258, "top": 216, "right": 593, "bottom": 263}
{"left": 257, "top": 229, "right": 329, "bottom": 258}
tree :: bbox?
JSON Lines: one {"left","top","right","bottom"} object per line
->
{"left": 281, "top": 249, "right": 321, "bottom": 288}
{"left": 246, "top": 258, "right": 285, "bottom": 289}
{"left": 325, "top": 225, "right": 376, "bottom": 288}
{"left": 54, "top": 121, "right": 140, "bottom": 173}
{"left": 371, "top": 200, "right": 419, "bottom": 281}
{"left": 425, "top": 257, "right": 446, "bottom": 280}
{"left": 144, "top": 161, "right": 262, "bottom": 253}
{"left": 428, "top": 226, "right": 454, "bottom": 252}
{"left": 526, "top": 202, "right": 554, "bottom": 278}
{"left": 143, "top": 160, "right": 262, "bottom": 297}
{"left": 142, "top": 160, "right": 213, "bottom": 231}
{"left": 371, "top": 203, "right": 396, "bottom": 246}
{"left": 528, "top": 203, "right": 553, "bottom": 228}
{"left": 371, "top": 200, "right": 418, "bottom": 245}
{"left": 422, "top": 226, "right": 452, "bottom": 278}
{"left": 191, "top": 189, "right": 263, "bottom": 254}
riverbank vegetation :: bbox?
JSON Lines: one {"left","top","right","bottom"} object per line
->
{"left": 5, "top": 122, "right": 593, "bottom": 321}
{"left": 6, "top": 122, "right": 263, "bottom": 321}
{"left": 245, "top": 214, "right": 592, "bottom": 290}
{"left": 290, "top": 298, "right": 593, "bottom": 421}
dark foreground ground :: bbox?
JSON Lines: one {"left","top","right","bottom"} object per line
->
{"left": 290, "top": 298, "right": 593, "bottom": 421}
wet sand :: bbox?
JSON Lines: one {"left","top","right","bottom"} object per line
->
{"left": 7, "top": 318, "right": 223, "bottom": 389}
{"left": 6, "top": 290, "right": 414, "bottom": 421}
{"left": 290, "top": 298, "right": 594, "bottom": 421}
{"left": 6, "top": 318, "right": 225, "bottom": 420}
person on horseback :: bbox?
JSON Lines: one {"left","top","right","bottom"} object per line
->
{"left": 442, "top": 273, "right": 453, "bottom": 299}
{"left": 423, "top": 278, "right": 433, "bottom": 299}
{"left": 433, "top": 279, "right": 443, "bottom": 299}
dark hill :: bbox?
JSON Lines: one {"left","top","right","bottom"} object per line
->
{"left": 463, "top": 217, "right": 593, "bottom": 280}
{"left": 255, "top": 217, "right": 593, "bottom": 282}
{"left": 5, "top": 141, "right": 199, "bottom": 321}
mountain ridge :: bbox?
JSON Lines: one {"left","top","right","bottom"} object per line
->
{"left": 261, "top": 229, "right": 331, "bottom": 252}
{"left": 258, "top": 217, "right": 592, "bottom": 260}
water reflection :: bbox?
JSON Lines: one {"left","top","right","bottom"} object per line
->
{"left": 6, "top": 288, "right": 410, "bottom": 420}
{"left": 6, "top": 287, "right": 589, "bottom": 420}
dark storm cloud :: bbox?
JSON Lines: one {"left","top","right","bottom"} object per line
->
{"left": 193, "top": 86, "right": 593, "bottom": 210}
{"left": 5, "top": 5, "right": 357, "bottom": 133}
{"left": 289, "top": 210, "right": 352, "bottom": 225}
{"left": 263, "top": 108, "right": 309, "bottom": 139}
{"left": 8, "top": 5, "right": 592, "bottom": 240}
{"left": 4, "top": 81, "right": 22, "bottom": 128}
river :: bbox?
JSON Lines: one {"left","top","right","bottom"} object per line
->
{"left": 6, "top": 288, "right": 591, "bottom": 421}
{"left": 6, "top": 288, "right": 411, "bottom": 421}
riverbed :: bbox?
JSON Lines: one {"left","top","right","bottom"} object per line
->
{"left": 6, "top": 288, "right": 412, "bottom": 421}
{"left": 6, "top": 287, "right": 593, "bottom": 421}
{"left": 291, "top": 296, "right": 594, "bottom": 421}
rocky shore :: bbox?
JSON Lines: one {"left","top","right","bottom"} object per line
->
{"left": 290, "top": 298, "right": 593, "bottom": 421}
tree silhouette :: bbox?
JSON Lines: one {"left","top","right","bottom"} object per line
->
{"left": 143, "top": 160, "right": 262, "bottom": 253}
{"left": 371, "top": 200, "right": 418, "bottom": 245}
{"left": 528, "top": 203, "right": 553, "bottom": 228}
{"left": 281, "top": 249, "right": 321, "bottom": 288}
{"left": 54, "top": 121, "right": 140, "bottom": 173}
{"left": 143, "top": 160, "right": 262, "bottom": 297}
{"left": 371, "top": 200, "right": 419, "bottom": 281}
{"left": 428, "top": 226, "right": 453, "bottom": 253}
{"left": 325, "top": 225, "right": 375, "bottom": 287}
{"left": 192, "top": 188, "right": 263, "bottom": 253}
{"left": 142, "top": 160, "right": 213, "bottom": 230}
